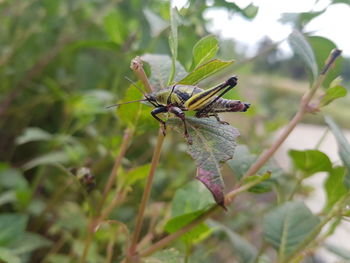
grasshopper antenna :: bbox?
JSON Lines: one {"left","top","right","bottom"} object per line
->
{"left": 105, "top": 99, "right": 148, "bottom": 109}
{"left": 124, "top": 76, "right": 147, "bottom": 96}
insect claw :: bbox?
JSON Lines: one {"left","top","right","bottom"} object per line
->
{"left": 243, "top": 103, "right": 251, "bottom": 112}
{"left": 161, "top": 124, "right": 167, "bottom": 136}
{"left": 186, "top": 135, "right": 193, "bottom": 145}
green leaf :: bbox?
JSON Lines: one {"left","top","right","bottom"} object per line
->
{"left": 23, "top": 151, "right": 70, "bottom": 170}
{"left": 227, "top": 145, "right": 256, "bottom": 180}
{"left": 320, "top": 77, "right": 347, "bottom": 107}
{"left": 141, "top": 54, "right": 187, "bottom": 90}
{"left": 122, "top": 163, "right": 151, "bottom": 186}
{"left": 69, "top": 90, "right": 113, "bottom": 117}
{"left": 178, "top": 59, "right": 235, "bottom": 85}
{"left": 10, "top": 233, "right": 51, "bottom": 255}
{"left": 308, "top": 36, "right": 342, "bottom": 88}
{"left": 263, "top": 201, "right": 320, "bottom": 260}
{"left": 0, "top": 248, "right": 20, "bottom": 263}
{"left": 116, "top": 84, "right": 144, "bottom": 128}
{"left": 332, "top": 0, "right": 350, "bottom": 4}
{"left": 0, "top": 214, "right": 28, "bottom": 246}
{"left": 0, "top": 191, "right": 16, "bottom": 206}
{"left": 143, "top": 8, "right": 169, "bottom": 37}
{"left": 324, "top": 166, "right": 347, "bottom": 211}
{"left": 210, "top": 220, "right": 257, "bottom": 263}
{"left": 243, "top": 172, "right": 272, "bottom": 193}
{"left": 212, "top": 1, "right": 258, "bottom": 19}
{"left": 192, "top": 35, "right": 219, "bottom": 69}
{"left": 326, "top": 243, "right": 350, "bottom": 260}
{"left": 170, "top": 181, "right": 215, "bottom": 217}
{"left": 227, "top": 145, "right": 282, "bottom": 193}
{"left": 68, "top": 40, "right": 120, "bottom": 51}
{"left": 164, "top": 181, "right": 215, "bottom": 243}
{"left": 288, "top": 149, "right": 332, "bottom": 176}
{"left": 168, "top": 117, "right": 240, "bottom": 205}
{"left": 15, "top": 127, "right": 52, "bottom": 145}
{"left": 288, "top": 30, "right": 318, "bottom": 82}
{"left": 145, "top": 248, "right": 183, "bottom": 263}
{"left": 103, "top": 10, "right": 127, "bottom": 44}
{"left": 243, "top": 4, "right": 259, "bottom": 19}
{"left": 280, "top": 10, "right": 325, "bottom": 29}
{"left": 0, "top": 164, "right": 28, "bottom": 189}
{"left": 168, "top": 7, "right": 179, "bottom": 84}
{"left": 325, "top": 116, "right": 350, "bottom": 188}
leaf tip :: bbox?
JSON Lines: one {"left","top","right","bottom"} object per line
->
{"left": 196, "top": 168, "right": 226, "bottom": 209}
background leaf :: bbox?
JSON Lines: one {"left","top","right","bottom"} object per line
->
{"left": 103, "top": 9, "right": 127, "bottom": 44}
{"left": 324, "top": 166, "right": 347, "bottom": 211}
{"left": 308, "top": 36, "right": 342, "bottom": 88}
{"left": 326, "top": 243, "right": 350, "bottom": 260}
{"left": 145, "top": 248, "right": 184, "bottom": 263}
{"left": 10, "top": 232, "right": 52, "bottom": 255}
{"left": 23, "top": 151, "right": 70, "bottom": 171}
{"left": 320, "top": 82, "right": 347, "bottom": 107}
{"left": 209, "top": 220, "right": 258, "bottom": 263}
{"left": 227, "top": 145, "right": 282, "bottom": 193}
{"left": 0, "top": 214, "right": 28, "bottom": 246}
{"left": 0, "top": 248, "right": 21, "bottom": 263}
{"left": 164, "top": 181, "right": 215, "bottom": 243}
{"left": 143, "top": 8, "right": 169, "bottom": 37}
{"left": 15, "top": 127, "right": 52, "bottom": 145}
{"left": 141, "top": 54, "right": 187, "bottom": 90}
{"left": 325, "top": 116, "right": 350, "bottom": 188}
{"left": 263, "top": 201, "right": 320, "bottom": 260}
{"left": 168, "top": 7, "right": 179, "bottom": 84}
{"left": 168, "top": 117, "right": 240, "bottom": 205}
{"left": 288, "top": 30, "right": 318, "bottom": 82}
{"left": 192, "top": 35, "right": 219, "bottom": 69}
{"left": 288, "top": 149, "right": 332, "bottom": 176}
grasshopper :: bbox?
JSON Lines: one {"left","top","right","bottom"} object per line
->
{"left": 111, "top": 76, "right": 250, "bottom": 144}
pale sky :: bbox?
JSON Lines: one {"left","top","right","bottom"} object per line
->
{"left": 174, "top": 0, "right": 350, "bottom": 56}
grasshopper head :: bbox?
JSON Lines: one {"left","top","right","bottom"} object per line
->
{"left": 145, "top": 94, "right": 159, "bottom": 106}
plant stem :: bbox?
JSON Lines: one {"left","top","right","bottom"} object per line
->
{"left": 97, "top": 128, "right": 133, "bottom": 214}
{"left": 130, "top": 57, "right": 153, "bottom": 93}
{"left": 137, "top": 48, "right": 342, "bottom": 258}
{"left": 127, "top": 128, "right": 165, "bottom": 258}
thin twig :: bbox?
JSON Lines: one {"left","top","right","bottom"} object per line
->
{"left": 97, "top": 128, "right": 133, "bottom": 213}
{"left": 128, "top": 128, "right": 165, "bottom": 259}
{"left": 130, "top": 57, "right": 153, "bottom": 93}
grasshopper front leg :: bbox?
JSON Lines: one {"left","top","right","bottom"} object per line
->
{"left": 168, "top": 106, "right": 192, "bottom": 145}
{"left": 151, "top": 107, "right": 168, "bottom": 136}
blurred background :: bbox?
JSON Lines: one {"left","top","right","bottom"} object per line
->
{"left": 0, "top": 0, "right": 349, "bottom": 262}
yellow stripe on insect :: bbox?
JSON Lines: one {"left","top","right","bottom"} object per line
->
{"left": 185, "top": 83, "right": 225, "bottom": 110}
